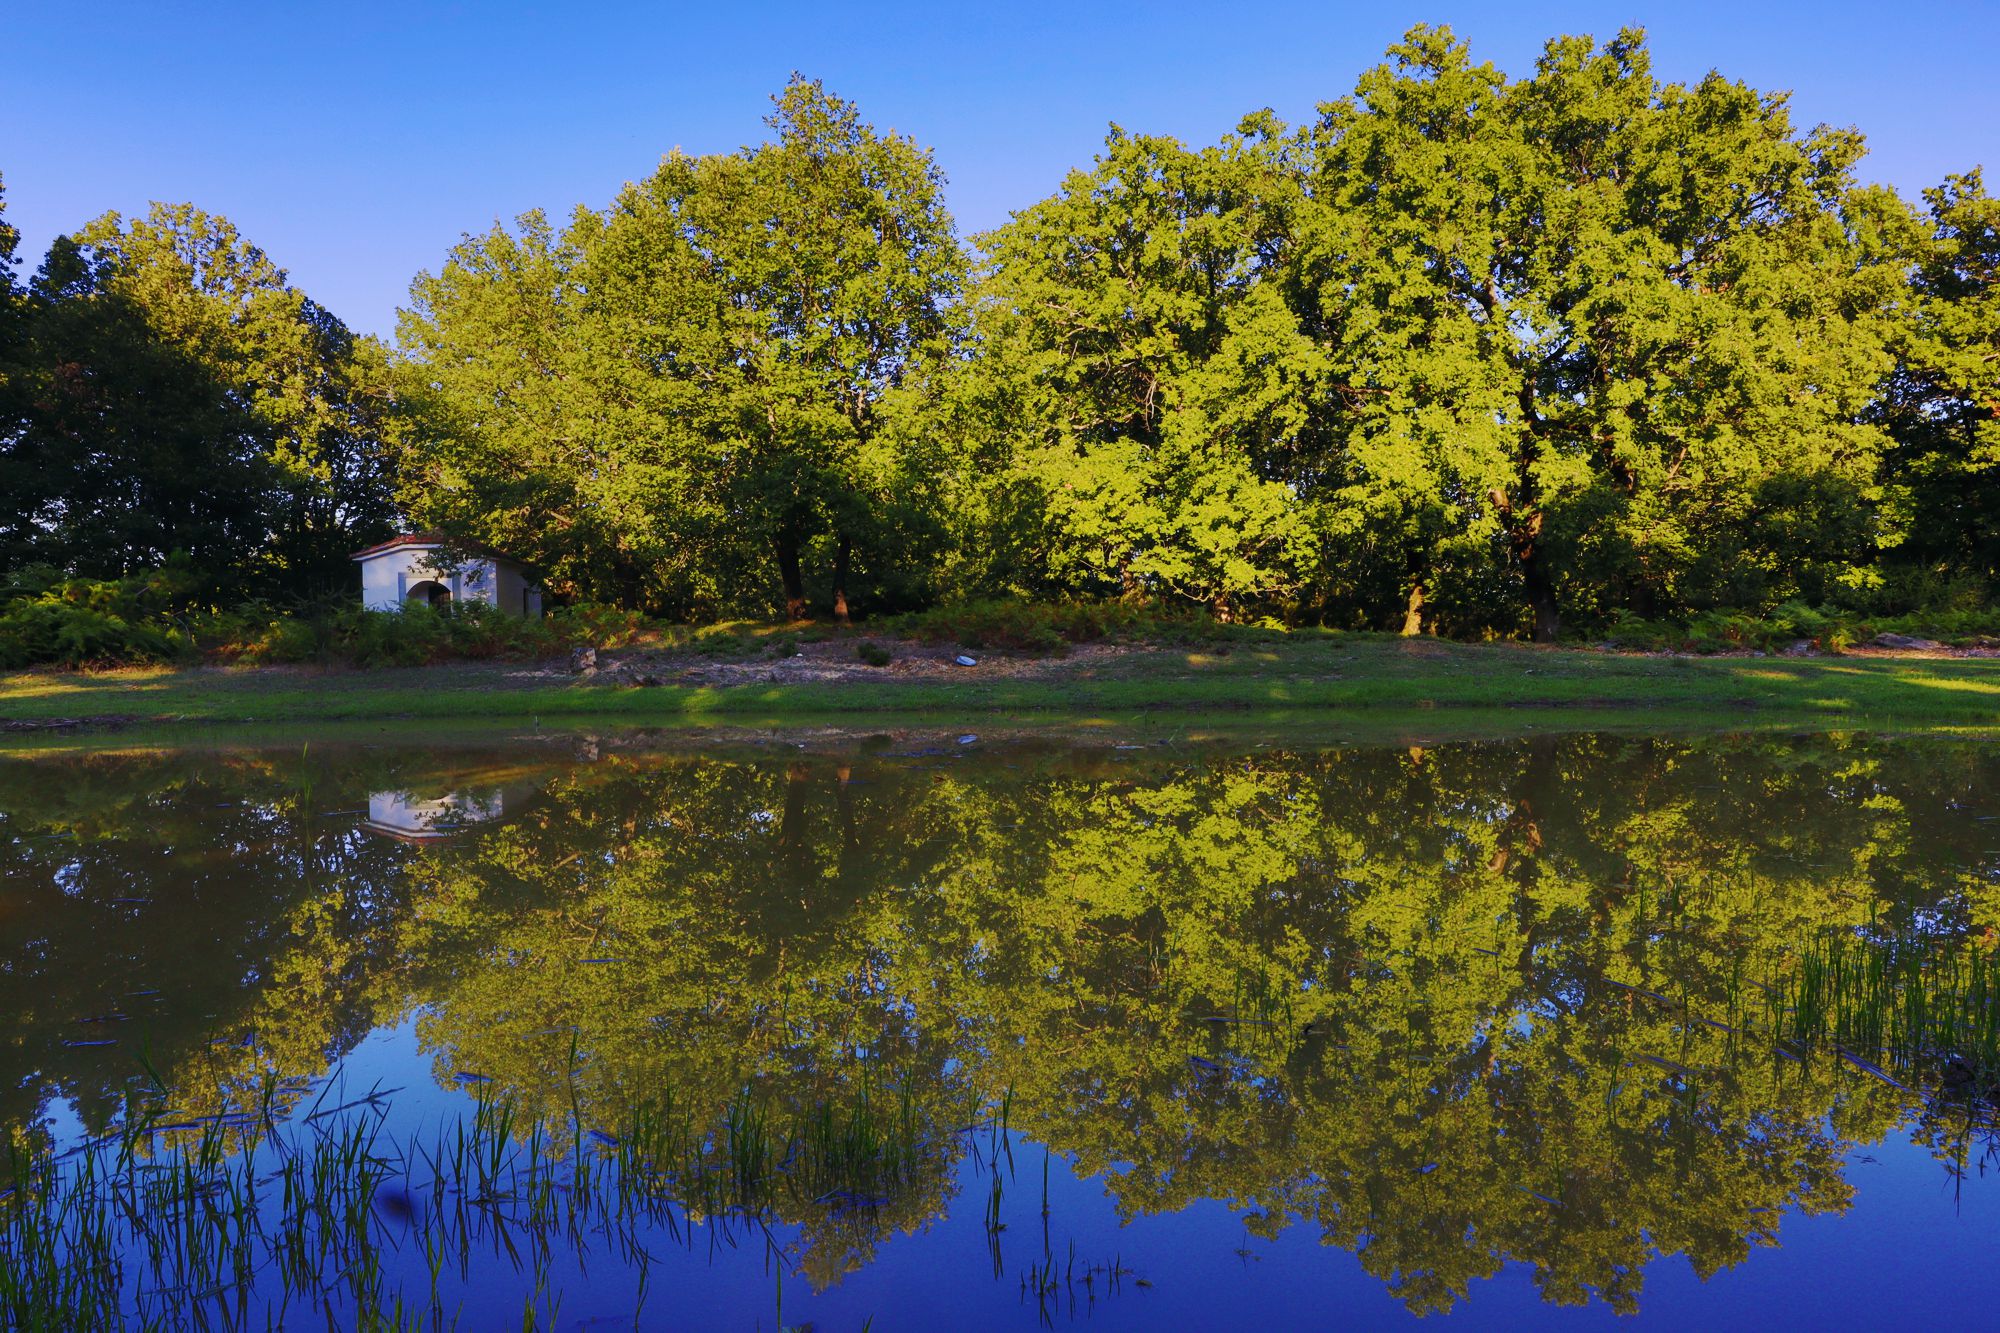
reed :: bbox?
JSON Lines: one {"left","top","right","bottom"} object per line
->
{"left": 0, "top": 1069, "right": 1013, "bottom": 1326}
{"left": 1773, "top": 933, "right": 2000, "bottom": 1098}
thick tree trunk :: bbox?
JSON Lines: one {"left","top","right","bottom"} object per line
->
{"left": 1399, "top": 581, "right": 1425, "bottom": 637}
{"left": 1503, "top": 380, "right": 1561, "bottom": 644}
{"left": 780, "top": 763, "right": 813, "bottom": 903}
{"left": 831, "top": 532, "right": 852, "bottom": 626}
{"left": 775, "top": 534, "right": 807, "bottom": 621}
{"left": 1522, "top": 542, "right": 1560, "bottom": 643}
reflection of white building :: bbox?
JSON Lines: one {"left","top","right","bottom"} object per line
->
{"left": 353, "top": 534, "right": 543, "bottom": 616}
{"left": 362, "top": 789, "right": 509, "bottom": 842}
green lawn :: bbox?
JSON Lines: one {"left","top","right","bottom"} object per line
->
{"left": 4, "top": 635, "right": 1998, "bottom": 746}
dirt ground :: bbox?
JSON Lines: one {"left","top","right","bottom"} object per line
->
{"left": 506, "top": 639, "right": 1147, "bottom": 687}
{"left": 499, "top": 631, "right": 2000, "bottom": 691}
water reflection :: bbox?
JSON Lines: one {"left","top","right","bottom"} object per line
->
{"left": 4, "top": 733, "right": 2000, "bottom": 1322}
{"left": 362, "top": 780, "right": 534, "bottom": 842}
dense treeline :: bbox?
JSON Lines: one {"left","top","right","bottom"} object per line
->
{"left": 2, "top": 27, "right": 1996, "bottom": 642}
{"left": 0, "top": 199, "right": 401, "bottom": 599}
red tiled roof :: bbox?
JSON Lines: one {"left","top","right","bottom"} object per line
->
{"left": 350, "top": 532, "right": 510, "bottom": 562}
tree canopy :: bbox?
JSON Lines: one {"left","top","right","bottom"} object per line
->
{"left": 396, "top": 77, "right": 965, "bottom": 619}
{"left": 5, "top": 28, "right": 1998, "bottom": 635}
{"left": 0, "top": 203, "right": 399, "bottom": 597}
{"left": 967, "top": 27, "right": 1918, "bottom": 636}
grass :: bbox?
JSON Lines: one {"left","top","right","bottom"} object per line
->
{"left": 0, "top": 1066, "right": 996, "bottom": 1329}
{"left": 15, "top": 930, "right": 2000, "bottom": 1326}
{"left": 3, "top": 633, "right": 1998, "bottom": 741}
{"left": 1773, "top": 934, "right": 2000, "bottom": 1096}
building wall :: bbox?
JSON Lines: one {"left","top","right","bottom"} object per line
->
{"left": 491, "top": 561, "right": 545, "bottom": 618}
{"left": 358, "top": 547, "right": 540, "bottom": 616}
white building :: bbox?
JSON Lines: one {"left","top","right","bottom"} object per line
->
{"left": 361, "top": 787, "right": 510, "bottom": 842}
{"left": 353, "top": 534, "right": 543, "bottom": 617}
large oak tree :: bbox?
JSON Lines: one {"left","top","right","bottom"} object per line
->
{"left": 399, "top": 78, "right": 965, "bottom": 619}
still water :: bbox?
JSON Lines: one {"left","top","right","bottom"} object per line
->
{"left": 5, "top": 730, "right": 2000, "bottom": 1328}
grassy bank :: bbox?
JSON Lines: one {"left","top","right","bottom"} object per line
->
{"left": 4, "top": 633, "right": 1999, "bottom": 742}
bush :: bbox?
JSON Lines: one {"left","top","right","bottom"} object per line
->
{"left": 0, "top": 571, "right": 648, "bottom": 672}
{"left": 0, "top": 574, "right": 192, "bottom": 669}
{"left": 235, "top": 602, "right": 568, "bottom": 668}
{"left": 878, "top": 598, "right": 1283, "bottom": 653}
{"left": 547, "top": 603, "right": 651, "bottom": 649}
{"left": 856, "top": 640, "right": 894, "bottom": 667}
{"left": 1589, "top": 603, "right": 2000, "bottom": 655}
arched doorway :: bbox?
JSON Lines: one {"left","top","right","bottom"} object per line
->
{"left": 406, "top": 580, "right": 451, "bottom": 609}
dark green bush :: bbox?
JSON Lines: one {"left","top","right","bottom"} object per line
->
{"left": 547, "top": 603, "right": 650, "bottom": 649}
{"left": 1592, "top": 604, "right": 2000, "bottom": 654}
{"left": 236, "top": 602, "right": 566, "bottom": 667}
{"left": 856, "top": 640, "right": 894, "bottom": 667}
{"left": 0, "top": 572, "right": 192, "bottom": 669}
{"left": 878, "top": 598, "right": 1284, "bottom": 653}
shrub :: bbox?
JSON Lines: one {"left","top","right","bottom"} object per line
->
{"left": 0, "top": 597, "right": 187, "bottom": 669}
{"left": 0, "top": 574, "right": 191, "bottom": 669}
{"left": 856, "top": 640, "right": 894, "bottom": 667}
{"left": 228, "top": 602, "right": 568, "bottom": 668}
{"left": 1587, "top": 603, "right": 2000, "bottom": 655}
{"left": 878, "top": 598, "right": 1283, "bottom": 653}
{"left": 547, "top": 603, "right": 651, "bottom": 649}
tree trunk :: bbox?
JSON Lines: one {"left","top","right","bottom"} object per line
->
{"left": 1504, "top": 381, "right": 1561, "bottom": 644}
{"left": 780, "top": 763, "right": 813, "bottom": 902}
{"left": 775, "top": 534, "right": 807, "bottom": 621}
{"left": 831, "top": 532, "right": 852, "bottom": 626}
{"left": 1522, "top": 542, "right": 1560, "bottom": 643}
{"left": 1399, "top": 581, "right": 1425, "bottom": 637}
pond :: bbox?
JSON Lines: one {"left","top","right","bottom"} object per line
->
{"left": 5, "top": 729, "right": 2000, "bottom": 1328}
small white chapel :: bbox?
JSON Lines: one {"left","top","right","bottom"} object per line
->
{"left": 352, "top": 534, "right": 543, "bottom": 617}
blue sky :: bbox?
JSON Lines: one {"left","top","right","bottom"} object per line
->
{"left": 4, "top": 1, "right": 1994, "bottom": 338}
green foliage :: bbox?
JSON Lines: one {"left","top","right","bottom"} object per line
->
{"left": 231, "top": 603, "right": 566, "bottom": 668}
{"left": 6, "top": 41, "right": 2000, "bottom": 641}
{"left": 0, "top": 203, "right": 400, "bottom": 598}
{"left": 1596, "top": 603, "right": 2000, "bottom": 653}
{"left": 397, "top": 77, "right": 966, "bottom": 620}
{"left": 879, "top": 597, "right": 1282, "bottom": 651}
{"left": 1877, "top": 170, "right": 2000, "bottom": 593}
{"left": 0, "top": 568, "right": 194, "bottom": 668}
{"left": 855, "top": 640, "right": 893, "bottom": 667}
{"left": 0, "top": 570, "right": 604, "bottom": 670}
{"left": 962, "top": 26, "right": 1914, "bottom": 638}
{"left": 544, "top": 602, "right": 650, "bottom": 650}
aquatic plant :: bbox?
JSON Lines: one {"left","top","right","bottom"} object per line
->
{"left": 1773, "top": 934, "right": 2000, "bottom": 1101}
{"left": 0, "top": 1073, "right": 1016, "bottom": 1328}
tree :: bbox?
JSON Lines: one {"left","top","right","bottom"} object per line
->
{"left": 399, "top": 78, "right": 966, "bottom": 619}
{"left": 1877, "top": 171, "right": 2000, "bottom": 593}
{"left": 1311, "top": 28, "right": 1899, "bottom": 638}
{"left": 0, "top": 174, "right": 28, "bottom": 554}
{"left": 0, "top": 203, "right": 398, "bottom": 594}
{"left": 971, "top": 120, "right": 1323, "bottom": 619}
{"left": 972, "top": 27, "right": 1906, "bottom": 637}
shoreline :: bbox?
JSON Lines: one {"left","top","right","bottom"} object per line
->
{"left": 5, "top": 635, "right": 1999, "bottom": 747}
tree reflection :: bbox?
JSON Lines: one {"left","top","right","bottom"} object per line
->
{"left": 4, "top": 733, "right": 1998, "bottom": 1311}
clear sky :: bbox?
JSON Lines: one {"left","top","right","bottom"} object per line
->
{"left": 4, "top": 1, "right": 1995, "bottom": 339}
